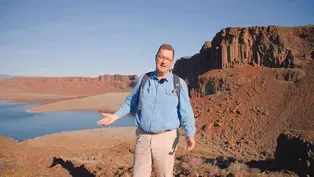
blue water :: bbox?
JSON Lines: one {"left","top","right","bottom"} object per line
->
{"left": 0, "top": 101, "right": 135, "bottom": 141}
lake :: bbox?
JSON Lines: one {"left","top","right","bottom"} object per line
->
{"left": 0, "top": 101, "right": 135, "bottom": 141}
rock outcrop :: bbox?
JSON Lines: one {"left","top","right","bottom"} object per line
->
{"left": 98, "top": 74, "right": 138, "bottom": 82}
{"left": 174, "top": 25, "right": 314, "bottom": 80}
{"left": 275, "top": 68, "right": 306, "bottom": 82}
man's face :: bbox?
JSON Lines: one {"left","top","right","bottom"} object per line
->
{"left": 155, "top": 49, "right": 174, "bottom": 74}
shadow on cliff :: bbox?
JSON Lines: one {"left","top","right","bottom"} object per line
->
{"left": 49, "top": 157, "right": 95, "bottom": 177}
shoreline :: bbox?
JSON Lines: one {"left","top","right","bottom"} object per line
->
{"left": 22, "top": 126, "right": 138, "bottom": 143}
{"left": 0, "top": 88, "right": 81, "bottom": 103}
{"left": 0, "top": 91, "right": 129, "bottom": 113}
{"left": 26, "top": 92, "right": 130, "bottom": 113}
{"left": 0, "top": 126, "right": 137, "bottom": 143}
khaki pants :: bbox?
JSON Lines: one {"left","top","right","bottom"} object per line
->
{"left": 132, "top": 128, "right": 180, "bottom": 177}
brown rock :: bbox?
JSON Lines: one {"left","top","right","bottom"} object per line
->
{"left": 174, "top": 25, "right": 314, "bottom": 80}
{"left": 276, "top": 68, "right": 306, "bottom": 82}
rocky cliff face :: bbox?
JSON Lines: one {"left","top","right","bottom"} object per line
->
{"left": 173, "top": 25, "right": 314, "bottom": 99}
{"left": 0, "top": 74, "right": 138, "bottom": 96}
{"left": 174, "top": 25, "right": 314, "bottom": 80}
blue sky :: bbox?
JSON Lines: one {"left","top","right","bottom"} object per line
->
{"left": 1, "top": 0, "right": 313, "bottom": 77}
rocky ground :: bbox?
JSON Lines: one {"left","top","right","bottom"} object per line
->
{"left": 0, "top": 127, "right": 303, "bottom": 177}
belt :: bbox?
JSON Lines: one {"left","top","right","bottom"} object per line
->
{"left": 148, "top": 129, "right": 172, "bottom": 135}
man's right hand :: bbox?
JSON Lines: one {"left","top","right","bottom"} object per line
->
{"left": 97, "top": 113, "right": 118, "bottom": 126}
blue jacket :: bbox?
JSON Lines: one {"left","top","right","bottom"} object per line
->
{"left": 115, "top": 71, "right": 196, "bottom": 137}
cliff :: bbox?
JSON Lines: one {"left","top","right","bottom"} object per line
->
{"left": 173, "top": 25, "right": 314, "bottom": 99}
{"left": 174, "top": 25, "right": 314, "bottom": 80}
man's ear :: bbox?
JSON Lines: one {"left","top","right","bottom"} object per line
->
{"left": 171, "top": 58, "right": 175, "bottom": 66}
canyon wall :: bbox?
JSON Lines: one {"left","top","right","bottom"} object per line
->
{"left": 174, "top": 25, "right": 314, "bottom": 79}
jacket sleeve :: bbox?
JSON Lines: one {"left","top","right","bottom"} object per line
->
{"left": 178, "top": 78, "right": 196, "bottom": 137}
{"left": 114, "top": 74, "right": 144, "bottom": 119}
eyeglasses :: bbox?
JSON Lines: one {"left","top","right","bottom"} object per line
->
{"left": 157, "top": 55, "right": 173, "bottom": 62}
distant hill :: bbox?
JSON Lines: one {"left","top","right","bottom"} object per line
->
{"left": 0, "top": 74, "right": 138, "bottom": 96}
{"left": 0, "top": 74, "right": 12, "bottom": 80}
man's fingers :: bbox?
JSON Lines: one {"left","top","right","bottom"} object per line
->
{"left": 99, "top": 119, "right": 110, "bottom": 124}
{"left": 97, "top": 118, "right": 111, "bottom": 125}
{"left": 187, "top": 144, "right": 192, "bottom": 151}
{"left": 187, "top": 143, "right": 195, "bottom": 151}
{"left": 97, "top": 113, "right": 114, "bottom": 126}
{"left": 186, "top": 138, "right": 195, "bottom": 151}
{"left": 97, "top": 118, "right": 106, "bottom": 124}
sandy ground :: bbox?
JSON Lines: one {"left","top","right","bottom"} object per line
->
{"left": 27, "top": 92, "right": 130, "bottom": 113}
{"left": 23, "top": 127, "right": 138, "bottom": 149}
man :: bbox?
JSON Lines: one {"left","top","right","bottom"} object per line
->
{"left": 97, "top": 44, "right": 196, "bottom": 177}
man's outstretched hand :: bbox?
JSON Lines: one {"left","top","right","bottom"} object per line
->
{"left": 97, "top": 113, "right": 118, "bottom": 126}
{"left": 185, "top": 136, "right": 195, "bottom": 151}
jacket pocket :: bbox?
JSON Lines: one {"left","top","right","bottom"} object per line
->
{"left": 165, "top": 90, "right": 177, "bottom": 97}
{"left": 165, "top": 90, "right": 178, "bottom": 105}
